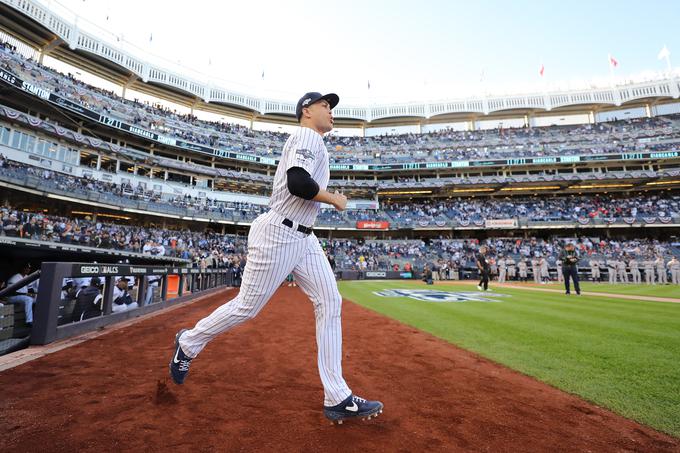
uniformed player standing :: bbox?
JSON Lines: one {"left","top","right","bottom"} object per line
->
{"left": 629, "top": 257, "right": 641, "bottom": 284}
{"left": 518, "top": 259, "right": 528, "bottom": 282}
{"left": 531, "top": 257, "right": 541, "bottom": 284}
{"left": 656, "top": 256, "right": 668, "bottom": 284}
{"left": 668, "top": 257, "right": 680, "bottom": 285}
{"left": 497, "top": 256, "right": 507, "bottom": 284}
{"left": 617, "top": 258, "right": 629, "bottom": 284}
{"left": 540, "top": 256, "right": 550, "bottom": 283}
{"left": 644, "top": 259, "right": 655, "bottom": 285}
{"left": 556, "top": 259, "right": 564, "bottom": 283}
{"left": 589, "top": 258, "right": 600, "bottom": 282}
{"left": 506, "top": 256, "right": 516, "bottom": 281}
{"left": 607, "top": 258, "right": 617, "bottom": 284}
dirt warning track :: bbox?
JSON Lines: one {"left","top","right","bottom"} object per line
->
{"left": 0, "top": 287, "right": 677, "bottom": 452}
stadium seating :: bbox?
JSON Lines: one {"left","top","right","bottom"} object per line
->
{"left": 2, "top": 42, "right": 680, "bottom": 165}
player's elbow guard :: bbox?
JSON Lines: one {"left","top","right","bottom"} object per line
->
{"left": 287, "top": 167, "right": 319, "bottom": 200}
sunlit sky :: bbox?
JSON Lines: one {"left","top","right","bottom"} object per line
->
{"left": 36, "top": 0, "right": 680, "bottom": 105}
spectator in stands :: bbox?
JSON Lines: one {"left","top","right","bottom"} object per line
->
{"left": 2, "top": 212, "right": 20, "bottom": 237}
{"left": 71, "top": 277, "right": 103, "bottom": 322}
{"left": 5, "top": 263, "right": 36, "bottom": 326}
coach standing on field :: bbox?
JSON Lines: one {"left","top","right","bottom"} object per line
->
{"left": 560, "top": 242, "right": 581, "bottom": 295}
{"left": 476, "top": 245, "right": 491, "bottom": 291}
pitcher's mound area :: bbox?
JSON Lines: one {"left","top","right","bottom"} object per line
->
{"left": 0, "top": 287, "right": 677, "bottom": 452}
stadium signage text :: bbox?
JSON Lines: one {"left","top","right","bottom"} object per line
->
{"left": 80, "top": 265, "right": 119, "bottom": 274}
{"left": 365, "top": 271, "right": 387, "bottom": 278}
{"left": 357, "top": 221, "right": 390, "bottom": 229}
{"left": 21, "top": 81, "right": 50, "bottom": 100}
{"left": 485, "top": 219, "right": 518, "bottom": 228}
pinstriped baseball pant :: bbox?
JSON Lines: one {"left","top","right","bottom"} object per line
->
{"left": 179, "top": 210, "right": 351, "bottom": 406}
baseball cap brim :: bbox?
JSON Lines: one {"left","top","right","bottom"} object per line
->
{"left": 318, "top": 93, "right": 339, "bottom": 110}
{"left": 296, "top": 92, "right": 340, "bottom": 121}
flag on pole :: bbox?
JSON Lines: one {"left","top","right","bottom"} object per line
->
{"left": 367, "top": 80, "right": 371, "bottom": 90}
{"left": 261, "top": 70, "right": 265, "bottom": 80}
{"left": 539, "top": 64, "right": 545, "bottom": 77}
{"left": 608, "top": 54, "right": 618, "bottom": 68}
{"left": 149, "top": 33, "right": 153, "bottom": 43}
{"left": 658, "top": 45, "right": 670, "bottom": 60}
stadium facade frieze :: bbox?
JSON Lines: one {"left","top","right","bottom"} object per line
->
{"left": 2, "top": 0, "right": 680, "bottom": 123}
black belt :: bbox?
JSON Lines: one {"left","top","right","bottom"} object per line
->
{"left": 282, "top": 218, "right": 313, "bottom": 235}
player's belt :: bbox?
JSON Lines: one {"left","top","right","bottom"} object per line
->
{"left": 282, "top": 218, "right": 313, "bottom": 235}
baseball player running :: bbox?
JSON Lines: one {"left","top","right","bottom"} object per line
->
{"left": 169, "top": 92, "right": 383, "bottom": 424}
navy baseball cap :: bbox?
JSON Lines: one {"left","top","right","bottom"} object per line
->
{"left": 295, "top": 92, "right": 339, "bottom": 121}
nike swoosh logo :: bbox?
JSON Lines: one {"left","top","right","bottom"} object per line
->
{"left": 173, "top": 348, "right": 181, "bottom": 364}
{"left": 345, "top": 401, "right": 358, "bottom": 412}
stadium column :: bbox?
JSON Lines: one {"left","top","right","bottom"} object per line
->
{"left": 102, "top": 276, "right": 115, "bottom": 315}
{"left": 161, "top": 274, "right": 169, "bottom": 302}
{"left": 31, "top": 263, "right": 62, "bottom": 344}
{"left": 136, "top": 276, "right": 148, "bottom": 306}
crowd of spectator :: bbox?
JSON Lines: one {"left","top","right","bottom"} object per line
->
{"left": 2, "top": 42, "right": 680, "bottom": 166}
{"left": 382, "top": 194, "right": 680, "bottom": 223}
{"left": 0, "top": 203, "right": 248, "bottom": 268}
{"left": 3, "top": 153, "right": 679, "bottom": 229}
{"left": 1, "top": 199, "right": 678, "bottom": 277}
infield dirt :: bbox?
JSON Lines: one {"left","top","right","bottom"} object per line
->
{"left": 0, "top": 287, "right": 677, "bottom": 452}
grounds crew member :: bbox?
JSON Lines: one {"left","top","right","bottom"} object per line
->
{"left": 559, "top": 242, "right": 581, "bottom": 295}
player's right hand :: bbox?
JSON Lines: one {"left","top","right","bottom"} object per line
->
{"left": 332, "top": 191, "right": 347, "bottom": 211}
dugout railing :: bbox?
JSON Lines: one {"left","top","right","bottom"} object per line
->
{"left": 30, "top": 262, "right": 233, "bottom": 345}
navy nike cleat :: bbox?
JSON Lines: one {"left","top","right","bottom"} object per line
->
{"left": 324, "top": 394, "right": 384, "bottom": 424}
{"left": 169, "top": 328, "right": 192, "bottom": 384}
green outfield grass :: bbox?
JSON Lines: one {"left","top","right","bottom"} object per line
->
{"left": 576, "top": 282, "right": 680, "bottom": 298}
{"left": 338, "top": 280, "right": 680, "bottom": 437}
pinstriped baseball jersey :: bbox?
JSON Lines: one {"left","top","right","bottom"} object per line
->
{"left": 268, "top": 127, "right": 329, "bottom": 227}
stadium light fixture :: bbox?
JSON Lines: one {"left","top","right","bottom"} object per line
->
{"left": 645, "top": 180, "right": 680, "bottom": 186}
{"left": 570, "top": 184, "right": 634, "bottom": 189}
{"left": 450, "top": 188, "right": 495, "bottom": 193}
{"left": 377, "top": 190, "right": 433, "bottom": 195}
{"left": 499, "top": 186, "right": 561, "bottom": 191}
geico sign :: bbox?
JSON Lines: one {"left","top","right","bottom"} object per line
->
{"left": 80, "top": 265, "right": 119, "bottom": 274}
